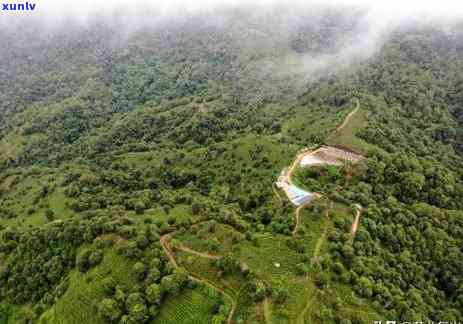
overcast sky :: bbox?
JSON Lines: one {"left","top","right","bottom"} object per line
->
{"left": 9, "top": 0, "right": 463, "bottom": 22}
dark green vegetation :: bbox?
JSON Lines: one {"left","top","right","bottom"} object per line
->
{"left": 1, "top": 7, "right": 463, "bottom": 324}
{"left": 293, "top": 165, "right": 349, "bottom": 193}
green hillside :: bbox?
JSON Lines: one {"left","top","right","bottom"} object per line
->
{"left": 1, "top": 5, "right": 463, "bottom": 324}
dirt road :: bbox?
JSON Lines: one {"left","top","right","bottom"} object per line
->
{"left": 311, "top": 212, "right": 329, "bottom": 263}
{"left": 263, "top": 297, "right": 272, "bottom": 324}
{"left": 283, "top": 99, "right": 363, "bottom": 237}
{"left": 176, "top": 243, "right": 221, "bottom": 260}
{"left": 160, "top": 232, "right": 237, "bottom": 324}
{"left": 285, "top": 148, "right": 321, "bottom": 236}
{"left": 287, "top": 148, "right": 318, "bottom": 186}
{"left": 350, "top": 204, "right": 362, "bottom": 236}
{"left": 334, "top": 99, "right": 360, "bottom": 134}
{"left": 157, "top": 99, "right": 364, "bottom": 323}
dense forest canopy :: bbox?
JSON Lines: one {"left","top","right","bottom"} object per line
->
{"left": 1, "top": 3, "right": 463, "bottom": 324}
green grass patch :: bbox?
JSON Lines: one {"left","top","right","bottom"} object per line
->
{"left": 0, "top": 303, "right": 32, "bottom": 324}
{"left": 151, "top": 287, "right": 218, "bottom": 324}
{"left": 175, "top": 250, "right": 252, "bottom": 322}
{"left": 39, "top": 248, "right": 136, "bottom": 324}
{"left": 230, "top": 135, "right": 297, "bottom": 168}
{"left": 293, "top": 164, "right": 343, "bottom": 194}
{"left": 0, "top": 131, "right": 24, "bottom": 161}
{"left": 117, "top": 150, "right": 170, "bottom": 170}
{"left": 282, "top": 105, "right": 344, "bottom": 144}
{"left": 305, "top": 282, "right": 381, "bottom": 323}
{"left": 0, "top": 172, "right": 61, "bottom": 229}
{"left": 237, "top": 233, "right": 304, "bottom": 279}
{"left": 144, "top": 204, "right": 194, "bottom": 225}
{"left": 174, "top": 222, "right": 243, "bottom": 255}
{"left": 326, "top": 107, "right": 374, "bottom": 154}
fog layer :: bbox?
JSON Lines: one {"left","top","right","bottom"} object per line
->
{"left": 2, "top": 0, "right": 463, "bottom": 102}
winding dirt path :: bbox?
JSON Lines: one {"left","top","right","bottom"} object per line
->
{"left": 272, "top": 182, "right": 283, "bottom": 202}
{"left": 263, "top": 297, "right": 272, "bottom": 324}
{"left": 334, "top": 99, "right": 360, "bottom": 134}
{"left": 284, "top": 99, "right": 363, "bottom": 237}
{"left": 311, "top": 211, "right": 330, "bottom": 263}
{"left": 296, "top": 290, "right": 317, "bottom": 324}
{"left": 286, "top": 148, "right": 322, "bottom": 236}
{"left": 292, "top": 203, "right": 312, "bottom": 236}
{"left": 176, "top": 243, "right": 221, "bottom": 260}
{"left": 350, "top": 204, "right": 363, "bottom": 236}
{"left": 158, "top": 99, "right": 363, "bottom": 323}
{"left": 279, "top": 99, "right": 365, "bottom": 321}
{"left": 287, "top": 148, "right": 316, "bottom": 186}
{"left": 160, "top": 232, "right": 237, "bottom": 324}
{"left": 160, "top": 233, "right": 178, "bottom": 267}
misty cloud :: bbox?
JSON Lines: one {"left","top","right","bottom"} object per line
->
{"left": 2, "top": 0, "right": 463, "bottom": 103}
{"left": 7, "top": 0, "right": 463, "bottom": 22}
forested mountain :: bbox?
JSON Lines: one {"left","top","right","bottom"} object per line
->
{"left": 1, "top": 5, "right": 463, "bottom": 324}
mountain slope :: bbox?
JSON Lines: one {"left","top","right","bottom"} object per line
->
{"left": 1, "top": 8, "right": 463, "bottom": 324}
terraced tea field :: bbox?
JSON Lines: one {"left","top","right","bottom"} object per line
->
{"left": 152, "top": 288, "right": 218, "bottom": 324}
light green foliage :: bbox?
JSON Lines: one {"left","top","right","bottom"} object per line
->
{"left": 1, "top": 8, "right": 463, "bottom": 324}
{"left": 97, "top": 298, "right": 121, "bottom": 322}
{"left": 152, "top": 288, "right": 218, "bottom": 324}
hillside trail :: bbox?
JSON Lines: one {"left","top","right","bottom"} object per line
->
{"left": 159, "top": 99, "right": 362, "bottom": 324}
{"left": 287, "top": 148, "right": 317, "bottom": 186}
{"left": 333, "top": 98, "right": 360, "bottom": 134}
{"left": 176, "top": 243, "right": 221, "bottom": 260}
{"left": 287, "top": 147, "right": 322, "bottom": 236}
{"left": 286, "top": 99, "right": 364, "bottom": 321}
{"left": 292, "top": 202, "right": 320, "bottom": 237}
{"left": 311, "top": 210, "right": 330, "bottom": 263}
{"left": 350, "top": 204, "right": 363, "bottom": 237}
{"left": 296, "top": 289, "right": 317, "bottom": 324}
{"left": 292, "top": 205, "right": 304, "bottom": 236}
{"left": 288, "top": 99, "right": 361, "bottom": 237}
{"left": 160, "top": 232, "right": 237, "bottom": 324}
{"left": 272, "top": 183, "right": 283, "bottom": 202}
{"left": 263, "top": 297, "right": 272, "bottom": 324}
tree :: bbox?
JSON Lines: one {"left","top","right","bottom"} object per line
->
{"left": 296, "top": 263, "right": 309, "bottom": 276}
{"left": 134, "top": 201, "right": 146, "bottom": 215}
{"left": 160, "top": 274, "right": 185, "bottom": 296}
{"left": 272, "top": 285, "right": 289, "bottom": 303}
{"left": 101, "top": 277, "right": 115, "bottom": 295}
{"left": 88, "top": 249, "right": 104, "bottom": 267}
{"left": 45, "top": 209, "right": 55, "bottom": 221}
{"left": 249, "top": 280, "right": 267, "bottom": 302}
{"left": 132, "top": 262, "right": 146, "bottom": 281}
{"left": 147, "top": 267, "right": 161, "bottom": 283}
{"left": 399, "top": 172, "right": 425, "bottom": 202}
{"left": 97, "top": 298, "right": 121, "bottom": 322}
{"left": 128, "top": 303, "right": 149, "bottom": 323}
{"left": 136, "top": 235, "right": 149, "bottom": 249}
{"left": 341, "top": 244, "right": 355, "bottom": 267}
{"left": 215, "top": 254, "right": 239, "bottom": 274}
{"left": 145, "top": 283, "right": 161, "bottom": 305}
{"left": 191, "top": 202, "right": 202, "bottom": 215}
{"left": 357, "top": 277, "right": 373, "bottom": 298}
{"left": 125, "top": 293, "right": 145, "bottom": 310}
{"left": 114, "top": 286, "right": 126, "bottom": 305}
{"left": 76, "top": 249, "right": 91, "bottom": 272}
